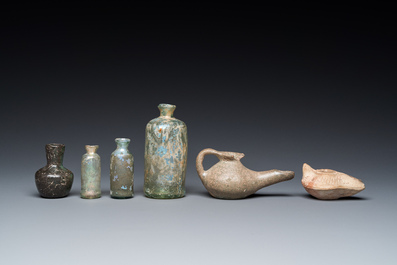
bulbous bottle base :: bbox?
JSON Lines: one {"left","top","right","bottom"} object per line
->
{"left": 35, "top": 174, "right": 73, "bottom": 198}
{"left": 39, "top": 192, "right": 69, "bottom": 199}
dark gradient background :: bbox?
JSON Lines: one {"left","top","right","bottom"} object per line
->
{"left": 1, "top": 15, "right": 396, "bottom": 264}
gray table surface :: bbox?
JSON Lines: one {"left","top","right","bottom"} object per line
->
{"left": 1, "top": 160, "right": 395, "bottom": 265}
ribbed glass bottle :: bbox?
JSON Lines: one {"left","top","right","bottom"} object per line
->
{"left": 144, "top": 103, "right": 188, "bottom": 199}
{"left": 81, "top": 145, "right": 101, "bottom": 199}
{"left": 110, "top": 138, "right": 134, "bottom": 198}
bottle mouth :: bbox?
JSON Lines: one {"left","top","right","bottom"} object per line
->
{"left": 158, "top": 103, "right": 176, "bottom": 109}
{"left": 115, "top": 138, "right": 130, "bottom": 143}
{"left": 47, "top": 143, "right": 65, "bottom": 148}
{"left": 158, "top": 103, "right": 176, "bottom": 117}
{"left": 45, "top": 143, "right": 65, "bottom": 159}
{"left": 47, "top": 143, "right": 65, "bottom": 147}
{"left": 85, "top": 145, "right": 99, "bottom": 153}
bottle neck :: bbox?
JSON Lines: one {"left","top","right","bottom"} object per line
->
{"left": 115, "top": 138, "right": 130, "bottom": 151}
{"left": 158, "top": 103, "right": 176, "bottom": 118}
{"left": 47, "top": 154, "right": 63, "bottom": 165}
{"left": 116, "top": 143, "right": 129, "bottom": 150}
{"left": 45, "top": 144, "right": 65, "bottom": 165}
{"left": 85, "top": 145, "right": 99, "bottom": 155}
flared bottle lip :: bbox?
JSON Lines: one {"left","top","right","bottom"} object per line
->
{"left": 158, "top": 103, "right": 176, "bottom": 109}
{"left": 85, "top": 145, "right": 99, "bottom": 154}
{"left": 46, "top": 143, "right": 65, "bottom": 148}
{"left": 115, "top": 138, "right": 130, "bottom": 143}
{"left": 46, "top": 143, "right": 65, "bottom": 153}
{"left": 158, "top": 103, "right": 176, "bottom": 118}
{"left": 45, "top": 143, "right": 66, "bottom": 164}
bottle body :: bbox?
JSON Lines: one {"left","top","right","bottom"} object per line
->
{"left": 110, "top": 138, "right": 134, "bottom": 198}
{"left": 35, "top": 143, "right": 74, "bottom": 198}
{"left": 144, "top": 104, "right": 188, "bottom": 199}
{"left": 81, "top": 145, "right": 101, "bottom": 199}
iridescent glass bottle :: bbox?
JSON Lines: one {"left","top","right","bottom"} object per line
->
{"left": 110, "top": 138, "right": 134, "bottom": 198}
{"left": 144, "top": 103, "right": 188, "bottom": 199}
{"left": 81, "top": 145, "right": 101, "bottom": 199}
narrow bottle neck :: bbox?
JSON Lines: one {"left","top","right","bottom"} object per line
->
{"left": 85, "top": 145, "right": 99, "bottom": 155}
{"left": 45, "top": 144, "right": 65, "bottom": 165}
{"left": 116, "top": 143, "right": 129, "bottom": 150}
{"left": 158, "top": 104, "right": 176, "bottom": 118}
{"left": 47, "top": 155, "right": 63, "bottom": 165}
{"left": 115, "top": 138, "right": 130, "bottom": 152}
{"left": 160, "top": 111, "right": 174, "bottom": 118}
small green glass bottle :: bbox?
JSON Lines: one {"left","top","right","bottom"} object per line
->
{"left": 81, "top": 145, "right": 101, "bottom": 199}
{"left": 144, "top": 103, "right": 188, "bottom": 199}
{"left": 110, "top": 138, "right": 134, "bottom": 198}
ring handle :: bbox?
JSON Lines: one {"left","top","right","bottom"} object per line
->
{"left": 196, "top": 148, "right": 222, "bottom": 178}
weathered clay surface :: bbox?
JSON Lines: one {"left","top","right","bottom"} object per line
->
{"left": 81, "top": 145, "right": 101, "bottom": 199}
{"left": 302, "top": 163, "right": 365, "bottom": 200}
{"left": 110, "top": 138, "right": 134, "bottom": 199}
{"left": 35, "top": 143, "right": 74, "bottom": 198}
{"left": 196, "top": 148, "right": 294, "bottom": 199}
{"left": 144, "top": 104, "right": 188, "bottom": 199}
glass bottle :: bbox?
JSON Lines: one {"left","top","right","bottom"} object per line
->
{"left": 144, "top": 103, "right": 188, "bottom": 199}
{"left": 35, "top": 143, "right": 74, "bottom": 198}
{"left": 81, "top": 145, "right": 101, "bottom": 199}
{"left": 110, "top": 138, "right": 134, "bottom": 198}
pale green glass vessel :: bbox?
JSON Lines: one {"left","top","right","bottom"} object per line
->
{"left": 110, "top": 138, "right": 134, "bottom": 199}
{"left": 144, "top": 103, "right": 188, "bottom": 199}
{"left": 81, "top": 145, "right": 101, "bottom": 199}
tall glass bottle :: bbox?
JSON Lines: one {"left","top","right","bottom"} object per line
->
{"left": 144, "top": 103, "right": 188, "bottom": 199}
{"left": 110, "top": 138, "right": 134, "bottom": 198}
{"left": 81, "top": 145, "right": 101, "bottom": 199}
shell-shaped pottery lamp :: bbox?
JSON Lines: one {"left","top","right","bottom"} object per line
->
{"left": 302, "top": 163, "right": 365, "bottom": 200}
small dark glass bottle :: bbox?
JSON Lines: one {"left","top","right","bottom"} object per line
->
{"left": 35, "top": 143, "right": 74, "bottom": 198}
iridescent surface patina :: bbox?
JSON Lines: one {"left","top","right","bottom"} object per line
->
{"left": 81, "top": 145, "right": 101, "bottom": 199}
{"left": 35, "top": 143, "right": 74, "bottom": 198}
{"left": 110, "top": 138, "right": 134, "bottom": 199}
{"left": 144, "top": 104, "right": 188, "bottom": 199}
